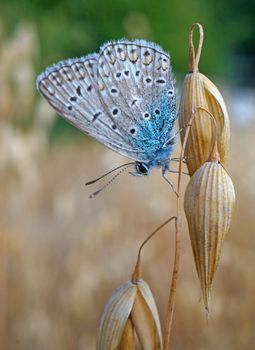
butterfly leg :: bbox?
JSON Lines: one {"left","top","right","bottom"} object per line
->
{"left": 162, "top": 165, "right": 179, "bottom": 197}
{"left": 165, "top": 158, "right": 189, "bottom": 176}
{"left": 168, "top": 168, "right": 190, "bottom": 176}
{"left": 171, "top": 156, "right": 189, "bottom": 164}
{"left": 168, "top": 169, "right": 190, "bottom": 175}
{"left": 162, "top": 173, "right": 179, "bottom": 197}
{"left": 172, "top": 156, "right": 190, "bottom": 176}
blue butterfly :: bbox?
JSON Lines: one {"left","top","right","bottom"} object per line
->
{"left": 36, "top": 39, "right": 176, "bottom": 179}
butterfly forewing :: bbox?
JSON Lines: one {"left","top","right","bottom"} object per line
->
{"left": 37, "top": 55, "right": 146, "bottom": 159}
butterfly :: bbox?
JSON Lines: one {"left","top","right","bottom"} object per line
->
{"left": 36, "top": 39, "right": 176, "bottom": 178}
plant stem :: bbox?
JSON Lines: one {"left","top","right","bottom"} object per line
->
{"left": 132, "top": 216, "right": 176, "bottom": 283}
{"left": 163, "top": 111, "right": 197, "bottom": 350}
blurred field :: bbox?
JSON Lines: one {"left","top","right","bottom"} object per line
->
{"left": 1, "top": 19, "right": 255, "bottom": 350}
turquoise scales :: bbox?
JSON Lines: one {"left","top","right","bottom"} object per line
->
{"left": 36, "top": 39, "right": 176, "bottom": 176}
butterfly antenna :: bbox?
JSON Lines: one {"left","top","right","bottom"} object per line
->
{"left": 85, "top": 162, "right": 136, "bottom": 186}
{"left": 88, "top": 163, "right": 134, "bottom": 198}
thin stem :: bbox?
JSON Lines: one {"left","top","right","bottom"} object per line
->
{"left": 163, "top": 110, "right": 197, "bottom": 350}
{"left": 132, "top": 216, "right": 177, "bottom": 283}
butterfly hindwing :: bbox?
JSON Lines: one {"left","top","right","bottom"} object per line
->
{"left": 97, "top": 40, "right": 176, "bottom": 161}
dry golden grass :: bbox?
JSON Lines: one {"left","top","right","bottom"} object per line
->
{"left": 0, "top": 20, "right": 254, "bottom": 350}
{"left": 0, "top": 123, "right": 254, "bottom": 349}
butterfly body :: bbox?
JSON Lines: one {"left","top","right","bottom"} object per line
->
{"left": 36, "top": 39, "right": 177, "bottom": 176}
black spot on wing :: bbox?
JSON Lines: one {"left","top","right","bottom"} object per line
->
{"left": 111, "top": 88, "right": 118, "bottom": 94}
{"left": 76, "top": 86, "right": 82, "bottom": 96}
{"left": 93, "top": 112, "right": 101, "bottom": 121}
{"left": 112, "top": 108, "right": 119, "bottom": 116}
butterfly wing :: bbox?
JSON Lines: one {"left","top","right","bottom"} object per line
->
{"left": 36, "top": 40, "right": 176, "bottom": 163}
{"left": 97, "top": 40, "right": 176, "bottom": 162}
{"left": 36, "top": 54, "right": 137, "bottom": 157}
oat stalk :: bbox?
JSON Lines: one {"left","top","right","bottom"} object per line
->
{"left": 163, "top": 110, "right": 197, "bottom": 350}
{"left": 163, "top": 23, "right": 207, "bottom": 350}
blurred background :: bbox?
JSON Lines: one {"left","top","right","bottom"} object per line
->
{"left": 0, "top": 0, "right": 254, "bottom": 349}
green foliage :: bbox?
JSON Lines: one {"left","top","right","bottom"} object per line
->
{"left": 1, "top": 0, "right": 253, "bottom": 138}
{"left": 1, "top": 0, "right": 254, "bottom": 81}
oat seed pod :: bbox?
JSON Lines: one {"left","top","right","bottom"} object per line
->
{"left": 179, "top": 23, "right": 230, "bottom": 175}
{"left": 184, "top": 150, "right": 235, "bottom": 310}
{"left": 96, "top": 279, "right": 162, "bottom": 350}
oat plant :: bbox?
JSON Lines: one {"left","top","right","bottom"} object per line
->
{"left": 96, "top": 23, "right": 235, "bottom": 349}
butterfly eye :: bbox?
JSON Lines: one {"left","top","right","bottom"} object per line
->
{"left": 136, "top": 162, "right": 149, "bottom": 175}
